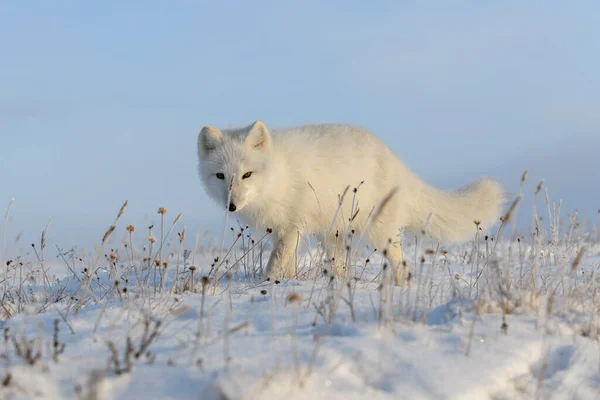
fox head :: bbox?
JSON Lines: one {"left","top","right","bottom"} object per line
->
{"left": 197, "top": 120, "right": 274, "bottom": 213}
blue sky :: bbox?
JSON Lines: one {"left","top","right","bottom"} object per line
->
{"left": 1, "top": 1, "right": 599, "bottom": 252}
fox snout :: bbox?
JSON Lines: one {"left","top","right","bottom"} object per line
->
{"left": 226, "top": 188, "right": 250, "bottom": 212}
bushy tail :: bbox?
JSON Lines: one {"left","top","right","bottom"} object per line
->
{"left": 411, "top": 178, "right": 505, "bottom": 243}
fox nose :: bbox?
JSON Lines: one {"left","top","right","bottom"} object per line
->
{"left": 228, "top": 203, "right": 237, "bottom": 212}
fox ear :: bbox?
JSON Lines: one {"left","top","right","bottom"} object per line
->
{"left": 198, "top": 126, "right": 222, "bottom": 157}
{"left": 245, "top": 121, "right": 271, "bottom": 152}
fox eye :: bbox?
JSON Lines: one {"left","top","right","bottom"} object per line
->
{"left": 242, "top": 171, "right": 253, "bottom": 179}
{"left": 216, "top": 173, "right": 225, "bottom": 180}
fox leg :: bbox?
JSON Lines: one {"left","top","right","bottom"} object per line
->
{"left": 385, "top": 242, "right": 410, "bottom": 286}
{"left": 367, "top": 221, "right": 410, "bottom": 286}
{"left": 321, "top": 235, "right": 347, "bottom": 279}
{"left": 264, "top": 230, "right": 299, "bottom": 279}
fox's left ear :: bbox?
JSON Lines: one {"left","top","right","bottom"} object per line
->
{"left": 245, "top": 121, "right": 271, "bottom": 152}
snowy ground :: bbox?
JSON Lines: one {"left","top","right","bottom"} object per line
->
{"left": 1, "top": 206, "right": 599, "bottom": 400}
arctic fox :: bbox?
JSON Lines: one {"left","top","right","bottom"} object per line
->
{"left": 197, "top": 121, "right": 504, "bottom": 284}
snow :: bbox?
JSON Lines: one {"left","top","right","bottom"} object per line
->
{"left": 1, "top": 225, "right": 599, "bottom": 400}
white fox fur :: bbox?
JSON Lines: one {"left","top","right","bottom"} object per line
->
{"left": 197, "top": 121, "right": 504, "bottom": 284}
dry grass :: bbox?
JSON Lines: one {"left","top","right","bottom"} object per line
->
{"left": 0, "top": 172, "right": 598, "bottom": 398}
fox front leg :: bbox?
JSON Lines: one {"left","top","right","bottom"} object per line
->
{"left": 264, "top": 231, "right": 298, "bottom": 279}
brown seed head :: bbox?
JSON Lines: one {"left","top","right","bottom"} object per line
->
{"left": 158, "top": 207, "right": 167, "bottom": 215}
{"left": 500, "top": 196, "right": 522, "bottom": 225}
{"left": 286, "top": 292, "right": 302, "bottom": 305}
{"left": 535, "top": 180, "right": 544, "bottom": 195}
{"left": 102, "top": 225, "right": 116, "bottom": 244}
{"left": 126, "top": 225, "right": 135, "bottom": 233}
{"left": 569, "top": 247, "right": 586, "bottom": 277}
{"left": 117, "top": 201, "right": 128, "bottom": 218}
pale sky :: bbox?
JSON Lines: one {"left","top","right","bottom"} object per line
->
{"left": 1, "top": 1, "right": 599, "bottom": 253}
